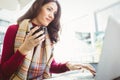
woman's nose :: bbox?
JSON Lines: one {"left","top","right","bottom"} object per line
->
{"left": 49, "top": 13, "right": 54, "bottom": 20}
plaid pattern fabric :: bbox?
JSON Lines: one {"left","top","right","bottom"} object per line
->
{"left": 10, "top": 19, "right": 53, "bottom": 80}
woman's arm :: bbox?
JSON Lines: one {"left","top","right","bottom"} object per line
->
{"left": 50, "top": 59, "right": 69, "bottom": 73}
{"left": 1, "top": 25, "right": 25, "bottom": 78}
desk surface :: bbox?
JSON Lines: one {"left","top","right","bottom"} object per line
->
{"left": 44, "top": 70, "right": 95, "bottom": 80}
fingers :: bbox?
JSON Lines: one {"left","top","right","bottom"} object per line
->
{"left": 27, "top": 26, "right": 45, "bottom": 41}
{"left": 34, "top": 34, "right": 45, "bottom": 44}
{"left": 86, "top": 64, "right": 96, "bottom": 73}
{"left": 33, "top": 30, "right": 45, "bottom": 39}
{"left": 28, "top": 26, "right": 39, "bottom": 37}
{"left": 28, "top": 26, "right": 44, "bottom": 38}
{"left": 23, "top": 27, "right": 46, "bottom": 49}
{"left": 81, "top": 64, "right": 96, "bottom": 76}
{"left": 19, "top": 26, "right": 47, "bottom": 55}
{"left": 81, "top": 64, "right": 95, "bottom": 71}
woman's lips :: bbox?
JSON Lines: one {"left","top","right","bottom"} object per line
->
{"left": 46, "top": 18, "right": 51, "bottom": 23}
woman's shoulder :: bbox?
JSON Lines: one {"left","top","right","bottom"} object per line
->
{"left": 4, "top": 24, "right": 19, "bottom": 39}
{"left": 7, "top": 24, "right": 19, "bottom": 30}
{"left": 6, "top": 24, "right": 19, "bottom": 33}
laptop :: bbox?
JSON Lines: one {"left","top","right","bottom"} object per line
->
{"left": 95, "top": 16, "right": 120, "bottom": 80}
{"left": 44, "top": 16, "right": 120, "bottom": 80}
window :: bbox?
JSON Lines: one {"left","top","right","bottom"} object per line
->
{"left": 0, "top": 19, "right": 11, "bottom": 53}
{"left": 54, "top": 2, "right": 120, "bottom": 64}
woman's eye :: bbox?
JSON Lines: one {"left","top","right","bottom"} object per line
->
{"left": 47, "top": 8, "right": 52, "bottom": 11}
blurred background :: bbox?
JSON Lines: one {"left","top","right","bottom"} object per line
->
{"left": 0, "top": 0, "right": 120, "bottom": 64}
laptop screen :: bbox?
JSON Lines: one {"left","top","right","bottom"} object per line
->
{"left": 95, "top": 16, "right": 120, "bottom": 80}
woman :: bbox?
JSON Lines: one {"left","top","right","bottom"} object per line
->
{"left": 1, "top": 0, "right": 95, "bottom": 79}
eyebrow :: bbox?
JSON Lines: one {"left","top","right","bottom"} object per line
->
{"left": 48, "top": 6, "right": 57, "bottom": 13}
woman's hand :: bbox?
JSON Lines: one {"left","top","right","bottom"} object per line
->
{"left": 18, "top": 26, "right": 45, "bottom": 55}
{"left": 66, "top": 62, "right": 96, "bottom": 76}
{"left": 81, "top": 64, "right": 96, "bottom": 76}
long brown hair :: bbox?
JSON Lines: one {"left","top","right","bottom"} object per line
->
{"left": 17, "top": 0, "right": 61, "bottom": 43}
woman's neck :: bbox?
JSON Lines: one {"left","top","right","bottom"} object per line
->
{"left": 31, "top": 19, "right": 42, "bottom": 27}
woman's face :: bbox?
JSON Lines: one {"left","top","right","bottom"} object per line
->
{"left": 32, "top": 2, "right": 58, "bottom": 26}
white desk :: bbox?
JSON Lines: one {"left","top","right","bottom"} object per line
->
{"left": 44, "top": 70, "right": 94, "bottom": 80}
